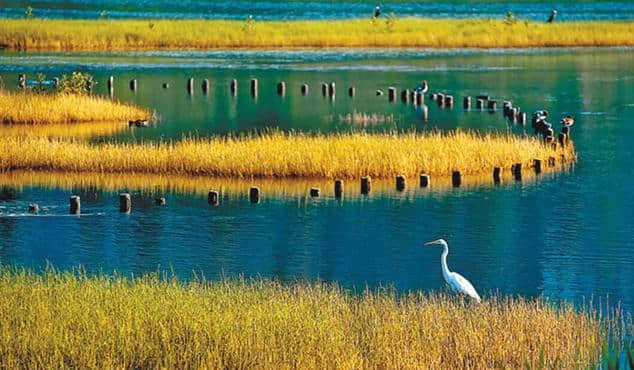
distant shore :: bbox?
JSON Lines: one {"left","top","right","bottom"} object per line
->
{"left": 1, "top": 18, "right": 633, "bottom": 51}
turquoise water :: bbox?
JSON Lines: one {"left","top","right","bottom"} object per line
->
{"left": 1, "top": 48, "right": 633, "bottom": 313}
{"left": 2, "top": 1, "right": 634, "bottom": 21}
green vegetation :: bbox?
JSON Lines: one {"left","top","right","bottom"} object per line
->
{"left": 0, "top": 267, "right": 617, "bottom": 369}
{"left": 1, "top": 18, "right": 632, "bottom": 51}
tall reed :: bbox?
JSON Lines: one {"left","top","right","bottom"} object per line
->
{"left": 1, "top": 18, "right": 633, "bottom": 51}
{"left": 0, "top": 131, "right": 575, "bottom": 178}
{"left": 0, "top": 267, "right": 610, "bottom": 369}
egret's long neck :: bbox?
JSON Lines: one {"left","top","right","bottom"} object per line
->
{"left": 441, "top": 244, "right": 450, "bottom": 280}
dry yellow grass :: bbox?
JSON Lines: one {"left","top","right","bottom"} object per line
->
{"left": 0, "top": 131, "right": 575, "bottom": 178}
{"left": 0, "top": 91, "right": 149, "bottom": 124}
{"left": 1, "top": 18, "right": 632, "bottom": 51}
{"left": 0, "top": 268, "right": 609, "bottom": 369}
{"left": 0, "top": 121, "right": 127, "bottom": 138}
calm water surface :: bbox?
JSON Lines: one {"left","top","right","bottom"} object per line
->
{"left": 0, "top": 48, "right": 633, "bottom": 312}
{"left": 1, "top": 0, "right": 633, "bottom": 21}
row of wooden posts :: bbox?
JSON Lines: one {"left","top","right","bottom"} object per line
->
{"left": 48, "top": 158, "right": 559, "bottom": 214}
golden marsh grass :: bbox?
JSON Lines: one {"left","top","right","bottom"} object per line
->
{"left": 0, "top": 131, "right": 575, "bottom": 179}
{"left": 1, "top": 18, "right": 633, "bottom": 51}
{"left": 0, "top": 268, "right": 610, "bottom": 369}
{"left": 0, "top": 121, "right": 127, "bottom": 139}
{"left": 0, "top": 91, "right": 149, "bottom": 124}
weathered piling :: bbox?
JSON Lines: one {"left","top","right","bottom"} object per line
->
{"left": 360, "top": 176, "right": 372, "bottom": 194}
{"left": 558, "top": 133, "right": 567, "bottom": 147}
{"left": 162, "top": 83, "right": 170, "bottom": 89}
{"left": 230, "top": 79, "right": 237, "bottom": 96}
{"left": 334, "top": 179, "right": 344, "bottom": 199}
{"left": 129, "top": 79, "right": 137, "bottom": 91}
{"left": 202, "top": 78, "right": 210, "bottom": 94}
{"left": 548, "top": 156, "right": 556, "bottom": 167}
{"left": 476, "top": 95, "right": 490, "bottom": 101}
{"left": 412, "top": 91, "right": 419, "bottom": 105}
{"left": 28, "top": 203, "right": 39, "bottom": 213}
{"left": 420, "top": 173, "right": 430, "bottom": 188}
{"left": 562, "top": 126, "right": 570, "bottom": 136}
{"left": 487, "top": 100, "right": 497, "bottom": 113}
{"left": 401, "top": 89, "right": 410, "bottom": 103}
{"left": 322, "top": 83, "right": 329, "bottom": 97}
{"left": 396, "top": 175, "right": 406, "bottom": 191}
{"left": 301, "top": 83, "right": 309, "bottom": 95}
{"left": 329, "top": 82, "right": 336, "bottom": 97}
{"left": 208, "top": 190, "right": 220, "bottom": 206}
{"left": 444, "top": 95, "right": 454, "bottom": 108}
{"left": 476, "top": 99, "right": 485, "bottom": 110}
{"left": 421, "top": 104, "right": 429, "bottom": 122}
{"left": 249, "top": 187, "right": 260, "bottom": 204}
{"left": 429, "top": 93, "right": 437, "bottom": 101}
{"left": 187, "top": 77, "right": 194, "bottom": 94}
{"left": 69, "top": 195, "right": 80, "bottom": 215}
{"left": 250, "top": 78, "right": 258, "bottom": 97}
{"left": 310, "top": 188, "right": 320, "bottom": 197}
{"left": 519, "top": 112, "right": 527, "bottom": 126}
{"left": 376, "top": 90, "right": 384, "bottom": 96}
{"left": 533, "top": 159, "right": 542, "bottom": 174}
{"left": 463, "top": 96, "right": 471, "bottom": 110}
{"left": 493, "top": 167, "right": 501, "bottom": 184}
{"left": 348, "top": 86, "right": 355, "bottom": 97}
{"left": 18, "top": 74, "right": 26, "bottom": 89}
{"left": 277, "top": 81, "right": 286, "bottom": 97}
{"left": 119, "top": 193, "right": 131, "bottom": 213}
{"left": 388, "top": 87, "right": 397, "bottom": 102}
{"left": 155, "top": 197, "right": 166, "bottom": 206}
{"left": 437, "top": 93, "right": 445, "bottom": 107}
{"left": 416, "top": 91, "right": 424, "bottom": 105}
{"left": 53, "top": 77, "right": 59, "bottom": 88}
{"left": 512, "top": 163, "right": 522, "bottom": 181}
{"left": 107, "top": 76, "right": 114, "bottom": 91}
{"left": 503, "top": 101, "right": 512, "bottom": 117}
{"left": 452, "top": 171, "right": 461, "bottom": 187}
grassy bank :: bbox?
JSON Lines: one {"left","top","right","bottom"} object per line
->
{"left": 1, "top": 18, "right": 633, "bottom": 51}
{"left": 0, "top": 268, "right": 610, "bottom": 369}
{"left": 0, "top": 131, "right": 575, "bottom": 178}
{"left": 0, "top": 91, "right": 148, "bottom": 124}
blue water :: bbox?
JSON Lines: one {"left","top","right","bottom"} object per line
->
{"left": 1, "top": 47, "right": 634, "bottom": 314}
{"left": 1, "top": 1, "right": 633, "bottom": 21}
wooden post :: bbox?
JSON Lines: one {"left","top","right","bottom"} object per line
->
{"left": 107, "top": 76, "right": 114, "bottom": 91}
{"left": 202, "top": 78, "right": 210, "bottom": 94}
{"left": 444, "top": 95, "right": 454, "bottom": 108}
{"left": 230, "top": 79, "right": 237, "bottom": 96}
{"left": 476, "top": 99, "right": 484, "bottom": 110}
{"left": 119, "top": 193, "right": 131, "bottom": 213}
{"left": 277, "top": 81, "right": 286, "bottom": 97}
{"left": 69, "top": 195, "right": 80, "bottom": 215}
{"left": 421, "top": 104, "right": 429, "bottom": 122}
{"left": 310, "top": 188, "right": 320, "bottom": 197}
{"left": 348, "top": 86, "right": 355, "bottom": 97}
{"left": 28, "top": 203, "right": 39, "bottom": 213}
{"left": 452, "top": 171, "right": 461, "bottom": 187}
{"left": 360, "top": 176, "right": 371, "bottom": 194}
{"left": 463, "top": 96, "right": 471, "bottom": 110}
{"left": 187, "top": 77, "right": 194, "bottom": 94}
{"left": 519, "top": 112, "right": 527, "bottom": 126}
{"left": 376, "top": 90, "right": 384, "bottom": 96}
{"left": 437, "top": 93, "right": 445, "bottom": 107}
{"left": 322, "top": 83, "right": 329, "bottom": 97}
{"left": 388, "top": 87, "right": 397, "bottom": 102}
{"left": 493, "top": 167, "right": 501, "bottom": 184}
{"left": 533, "top": 159, "right": 542, "bottom": 174}
{"left": 430, "top": 93, "right": 437, "bottom": 101}
{"left": 208, "top": 190, "right": 220, "bottom": 205}
{"left": 503, "top": 101, "right": 512, "bottom": 117}
{"left": 412, "top": 91, "right": 418, "bottom": 105}
{"left": 301, "top": 83, "right": 309, "bottom": 95}
{"left": 419, "top": 173, "right": 430, "bottom": 188}
{"left": 416, "top": 91, "right": 424, "bottom": 105}
{"left": 513, "top": 163, "right": 522, "bottom": 181}
{"left": 548, "top": 156, "right": 556, "bottom": 166}
{"left": 162, "top": 82, "right": 170, "bottom": 89}
{"left": 487, "top": 100, "right": 497, "bottom": 113}
{"left": 476, "top": 95, "right": 490, "bottom": 100}
{"left": 334, "top": 179, "right": 343, "bottom": 199}
{"left": 250, "top": 78, "right": 258, "bottom": 97}
{"left": 558, "top": 133, "right": 567, "bottom": 147}
{"left": 155, "top": 197, "right": 166, "bottom": 205}
{"left": 129, "top": 79, "right": 137, "bottom": 91}
{"left": 329, "top": 82, "right": 336, "bottom": 97}
{"left": 401, "top": 89, "right": 410, "bottom": 103}
{"left": 18, "top": 74, "right": 26, "bottom": 89}
{"left": 249, "top": 187, "right": 260, "bottom": 204}
{"left": 396, "top": 175, "right": 406, "bottom": 191}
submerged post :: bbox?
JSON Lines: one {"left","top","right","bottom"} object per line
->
{"left": 310, "top": 188, "right": 320, "bottom": 197}
{"left": 250, "top": 78, "right": 258, "bottom": 97}
{"left": 187, "top": 77, "right": 194, "bottom": 94}
{"left": 476, "top": 99, "right": 484, "bottom": 110}
{"left": 334, "top": 179, "right": 344, "bottom": 199}
{"left": 322, "top": 83, "right": 329, "bottom": 97}
{"left": 119, "top": 193, "right": 131, "bottom": 213}
{"left": 513, "top": 163, "right": 522, "bottom": 181}
{"left": 419, "top": 173, "right": 430, "bottom": 188}
{"left": 533, "top": 159, "right": 542, "bottom": 174}
{"left": 452, "top": 171, "right": 461, "bottom": 188}
{"left": 396, "top": 175, "right": 406, "bottom": 191}
{"left": 129, "top": 79, "right": 137, "bottom": 91}
{"left": 416, "top": 91, "right": 424, "bottom": 105}
{"left": 107, "top": 75, "right": 114, "bottom": 91}
{"left": 329, "top": 82, "right": 336, "bottom": 97}
{"left": 277, "top": 81, "right": 286, "bottom": 97}
{"left": 444, "top": 95, "right": 454, "bottom": 108}
{"left": 155, "top": 197, "right": 166, "bottom": 206}
{"left": 437, "top": 93, "right": 445, "bottom": 107}
{"left": 249, "top": 187, "right": 260, "bottom": 204}
{"left": 548, "top": 156, "right": 556, "bottom": 167}
{"left": 493, "top": 167, "right": 501, "bottom": 184}
{"left": 208, "top": 190, "right": 220, "bottom": 206}
{"left": 301, "top": 83, "right": 309, "bottom": 95}
{"left": 348, "top": 86, "right": 355, "bottom": 97}
{"left": 388, "top": 87, "right": 397, "bottom": 102}
{"left": 361, "top": 176, "right": 371, "bottom": 194}
{"left": 463, "top": 96, "right": 471, "bottom": 110}
{"left": 230, "top": 79, "right": 237, "bottom": 96}
{"left": 558, "top": 133, "right": 567, "bottom": 147}
{"left": 401, "top": 89, "right": 410, "bottom": 103}
{"left": 487, "top": 100, "right": 497, "bottom": 113}
{"left": 69, "top": 195, "right": 80, "bottom": 215}
{"left": 202, "top": 78, "right": 210, "bottom": 94}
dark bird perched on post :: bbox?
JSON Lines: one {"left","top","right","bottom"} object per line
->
{"left": 547, "top": 10, "right": 557, "bottom": 23}
{"left": 373, "top": 5, "right": 381, "bottom": 18}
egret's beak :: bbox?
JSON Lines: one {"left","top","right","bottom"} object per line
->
{"left": 424, "top": 240, "right": 439, "bottom": 246}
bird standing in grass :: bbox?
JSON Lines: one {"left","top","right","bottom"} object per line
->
{"left": 373, "top": 5, "right": 381, "bottom": 18}
{"left": 425, "top": 239, "right": 481, "bottom": 303}
{"left": 547, "top": 10, "right": 557, "bottom": 23}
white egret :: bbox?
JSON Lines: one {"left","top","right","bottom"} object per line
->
{"left": 425, "top": 239, "right": 481, "bottom": 302}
